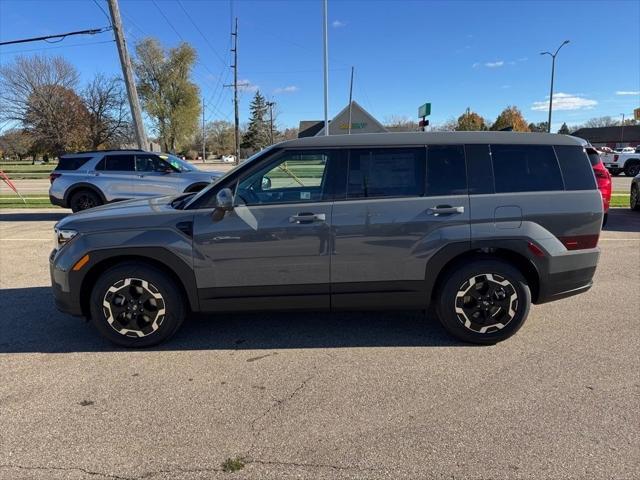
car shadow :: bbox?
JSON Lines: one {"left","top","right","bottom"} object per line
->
{"left": 0, "top": 287, "right": 467, "bottom": 353}
{"left": 603, "top": 208, "right": 640, "bottom": 233}
{"left": 0, "top": 211, "right": 70, "bottom": 222}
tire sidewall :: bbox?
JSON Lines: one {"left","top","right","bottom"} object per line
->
{"left": 436, "top": 259, "right": 531, "bottom": 344}
{"left": 70, "top": 190, "right": 101, "bottom": 212}
{"left": 89, "top": 263, "right": 185, "bottom": 347}
{"left": 625, "top": 163, "right": 640, "bottom": 178}
{"left": 631, "top": 185, "right": 640, "bottom": 211}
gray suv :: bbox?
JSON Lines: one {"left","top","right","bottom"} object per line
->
{"left": 49, "top": 149, "right": 223, "bottom": 212}
{"left": 50, "top": 132, "right": 602, "bottom": 347}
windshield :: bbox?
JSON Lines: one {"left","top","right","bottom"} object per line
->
{"left": 159, "top": 154, "right": 200, "bottom": 172}
{"left": 183, "top": 146, "right": 276, "bottom": 209}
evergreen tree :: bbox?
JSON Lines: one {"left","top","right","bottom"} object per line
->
{"left": 241, "top": 91, "right": 270, "bottom": 150}
{"left": 557, "top": 122, "right": 570, "bottom": 134}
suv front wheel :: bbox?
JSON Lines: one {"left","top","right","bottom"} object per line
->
{"left": 89, "top": 262, "right": 186, "bottom": 347}
{"left": 435, "top": 258, "right": 531, "bottom": 344}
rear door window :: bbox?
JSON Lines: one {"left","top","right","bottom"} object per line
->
{"left": 426, "top": 145, "right": 467, "bottom": 196}
{"left": 554, "top": 145, "right": 597, "bottom": 190}
{"left": 346, "top": 148, "right": 425, "bottom": 198}
{"left": 490, "top": 144, "right": 563, "bottom": 193}
{"left": 96, "top": 155, "right": 135, "bottom": 171}
{"left": 464, "top": 144, "right": 494, "bottom": 194}
{"left": 55, "top": 156, "right": 92, "bottom": 171}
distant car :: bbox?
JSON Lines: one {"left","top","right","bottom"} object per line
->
{"left": 598, "top": 146, "right": 614, "bottom": 154}
{"left": 600, "top": 149, "right": 640, "bottom": 177}
{"left": 631, "top": 174, "right": 640, "bottom": 211}
{"left": 221, "top": 155, "right": 236, "bottom": 163}
{"left": 49, "top": 149, "right": 223, "bottom": 212}
{"left": 586, "top": 147, "right": 612, "bottom": 225}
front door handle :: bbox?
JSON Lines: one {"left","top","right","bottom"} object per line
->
{"left": 289, "top": 212, "right": 326, "bottom": 224}
{"left": 427, "top": 205, "right": 465, "bottom": 216}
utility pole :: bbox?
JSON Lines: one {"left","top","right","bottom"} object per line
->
{"left": 231, "top": 18, "right": 240, "bottom": 164}
{"left": 621, "top": 113, "right": 625, "bottom": 145}
{"left": 108, "top": 0, "right": 147, "bottom": 150}
{"left": 322, "top": 0, "right": 329, "bottom": 136}
{"left": 202, "top": 97, "right": 206, "bottom": 162}
{"left": 541, "top": 40, "right": 570, "bottom": 133}
{"left": 266, "top": 101, "right": 275, "bottom": 144}
{"left": 348, "top": 66, "right": 354, "bottom": 134}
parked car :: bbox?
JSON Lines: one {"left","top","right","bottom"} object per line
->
{"left": 600, "top": 149, "right": 640, "bottom": 177}
{"left": 221, "top": 154, "right": 236, "bottom": 163}
{"left": 50, "top": 132, "right": 602, "bottom": 347}
{"left": 49, "top": 149, "right": 223, "bottom": 212}
{"left": 631, "top": 174, "right": 640, "bottom": 211}
{"left": 586, "top": 146, "right": 612, "bottom": 225}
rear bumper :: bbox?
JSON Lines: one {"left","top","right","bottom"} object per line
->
{"left": 49, "top": 194, "right": 67, "bottom": 208}
{"left": 535, "top": 249, "right": 600, "bottom": 304}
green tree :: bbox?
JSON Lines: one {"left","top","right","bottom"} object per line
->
{"left": 490, "top": 106, "right": 530, "bottom": 132}
{"left": 557, "top": 122, "right": 570, "bottom": 134}
{"left": 455, "top": 109, "right": 487, "bottom": 131}
{"left": 134, "top": 38, "right": 200, "bottom": 152}
{"left": 0, "top": 129, "right": 33, "bottom": 160}
{"left": 241, "top": 91, "right": 270, "bottom": 151}
{"left": 528, "top": 121, "right": 549, "bottom": 132}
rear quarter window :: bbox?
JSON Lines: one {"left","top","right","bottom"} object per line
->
{"left": 490, "top": 144, "right": 563, "bottom": 193}
{"left": 95, "top": 155, "right": 135, "bottom": 171}
{"left": 55, "top": 156, "right": 92, "bottom": 171}
{"left": 554, "top": 145, "right": 597, "bottom": 190}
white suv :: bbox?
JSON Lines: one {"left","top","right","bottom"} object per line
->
{"left": 49, "top": 149, "right": 223, "bottom": 212}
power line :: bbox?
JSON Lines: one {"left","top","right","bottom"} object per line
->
{"left": 0, "top": 27, "right": 112, "bottom": 46}
{"left": 150, "top": 0, "right": 185, "bottom": 41}
{"left": 0, "top": 39, "right": 115, "bottom": 55}
{"left": 92, "top": 0, "right": 113, "bottom": 26}
{"left": 176, "top": 0, "right": 227, "bottom": 67}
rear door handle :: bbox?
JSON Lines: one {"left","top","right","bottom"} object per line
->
{"left": 427, "top": 205, "right": 465, "bottom": 216}
{"left": 289, "top": 212, "right": 326, "bottom": 224}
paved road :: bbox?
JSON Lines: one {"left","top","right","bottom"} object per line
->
{"left": 1, "top": 168, "right": 635, "bottom": 196}
{"left": 0, "top": 209, "right": 638, "bottom": 479}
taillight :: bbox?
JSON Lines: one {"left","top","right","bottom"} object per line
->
{"left": 559, "top": 234, "right": 599, "bottom": 250}
{"left": 613, "top": 155, "right": 619, "bottom": 162}
{"left": 49, "top": 173, "right": 61, "bottom": 184}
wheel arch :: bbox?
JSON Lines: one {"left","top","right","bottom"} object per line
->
{"left": 426, "top": 243, "right": 541, "bottom": 305}
{"left": 64, "top": 183, "right": 106, "bottom": 206}
{"left": 78, "top": 249, "right": 199, "bottom": 318}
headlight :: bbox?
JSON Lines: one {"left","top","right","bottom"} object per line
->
{"left": 54, "top": 228, "right": 78, "bottom": 249}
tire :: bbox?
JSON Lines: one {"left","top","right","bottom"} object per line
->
{"left": 624, "top": 162, "right": 640, "bottom": 177}
{"left": 89, "top": 262, "right": 186, "bottom": 347}
{"left": 70, "top": 189, "right": 102, "bottom": 212}
{"left": 435, "top": 258, "right": 531, "bottom": 344}
{"left": 631, "top": 185, "right": 640, "bottom": 211}
{"left": 602, "top": 212, "right": 608, "bottom": 227}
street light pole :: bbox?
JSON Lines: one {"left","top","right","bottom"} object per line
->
{"left": 620, "top": 113, "right": 625, "bottom": 145}
{"left": 541, "top": 40, "right": 570, "bottom": 133}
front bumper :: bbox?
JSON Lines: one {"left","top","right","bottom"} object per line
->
{"left": 50, "top": 249, "right": 84, "bottom": 316}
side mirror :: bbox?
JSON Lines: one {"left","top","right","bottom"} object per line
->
{"left": 216, "top": 187, "right": 234, "bottom": 211}
{"left": 261, "top": 176, "right": 272, "bottom": 190}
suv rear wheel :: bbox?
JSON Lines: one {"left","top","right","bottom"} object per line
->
{"left": 70, "top": 189, "right": 102, "bottom": 212}
{"left": 631, "top": 184, "right": 640, "bottom": 211}
{"left": 89, "top": 262, "right": 186, "bottom": 347}
{"left": 435, "top": 258, "right": 531, "bottom": 344}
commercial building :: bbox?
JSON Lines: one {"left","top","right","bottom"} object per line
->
{"left": 298, "top": 101, "right": 388, "bottom": 138}
{"left": 571, "top": 126, "right": 640, "bottom": 148}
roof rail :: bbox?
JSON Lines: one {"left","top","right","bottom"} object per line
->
{"left": 63, "top": 148, "right": 147, "bottom": 155}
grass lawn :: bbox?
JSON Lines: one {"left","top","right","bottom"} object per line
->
{"left": 610, "top": 194, "right": 631, "bottom": 208}
{"left": 0, "top": 193, "right": 53, "bottom": 209}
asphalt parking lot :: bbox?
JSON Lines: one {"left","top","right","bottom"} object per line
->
{"left": 0, "top": 208, "right": 638, "bottom": 479}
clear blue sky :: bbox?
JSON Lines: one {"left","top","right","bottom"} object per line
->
{"left": 1, "top": 0, "right": 639, "bottom": 132}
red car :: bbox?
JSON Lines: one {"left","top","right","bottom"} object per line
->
{"left": 588, "top": 147, "right": 612, "bottom": 225}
